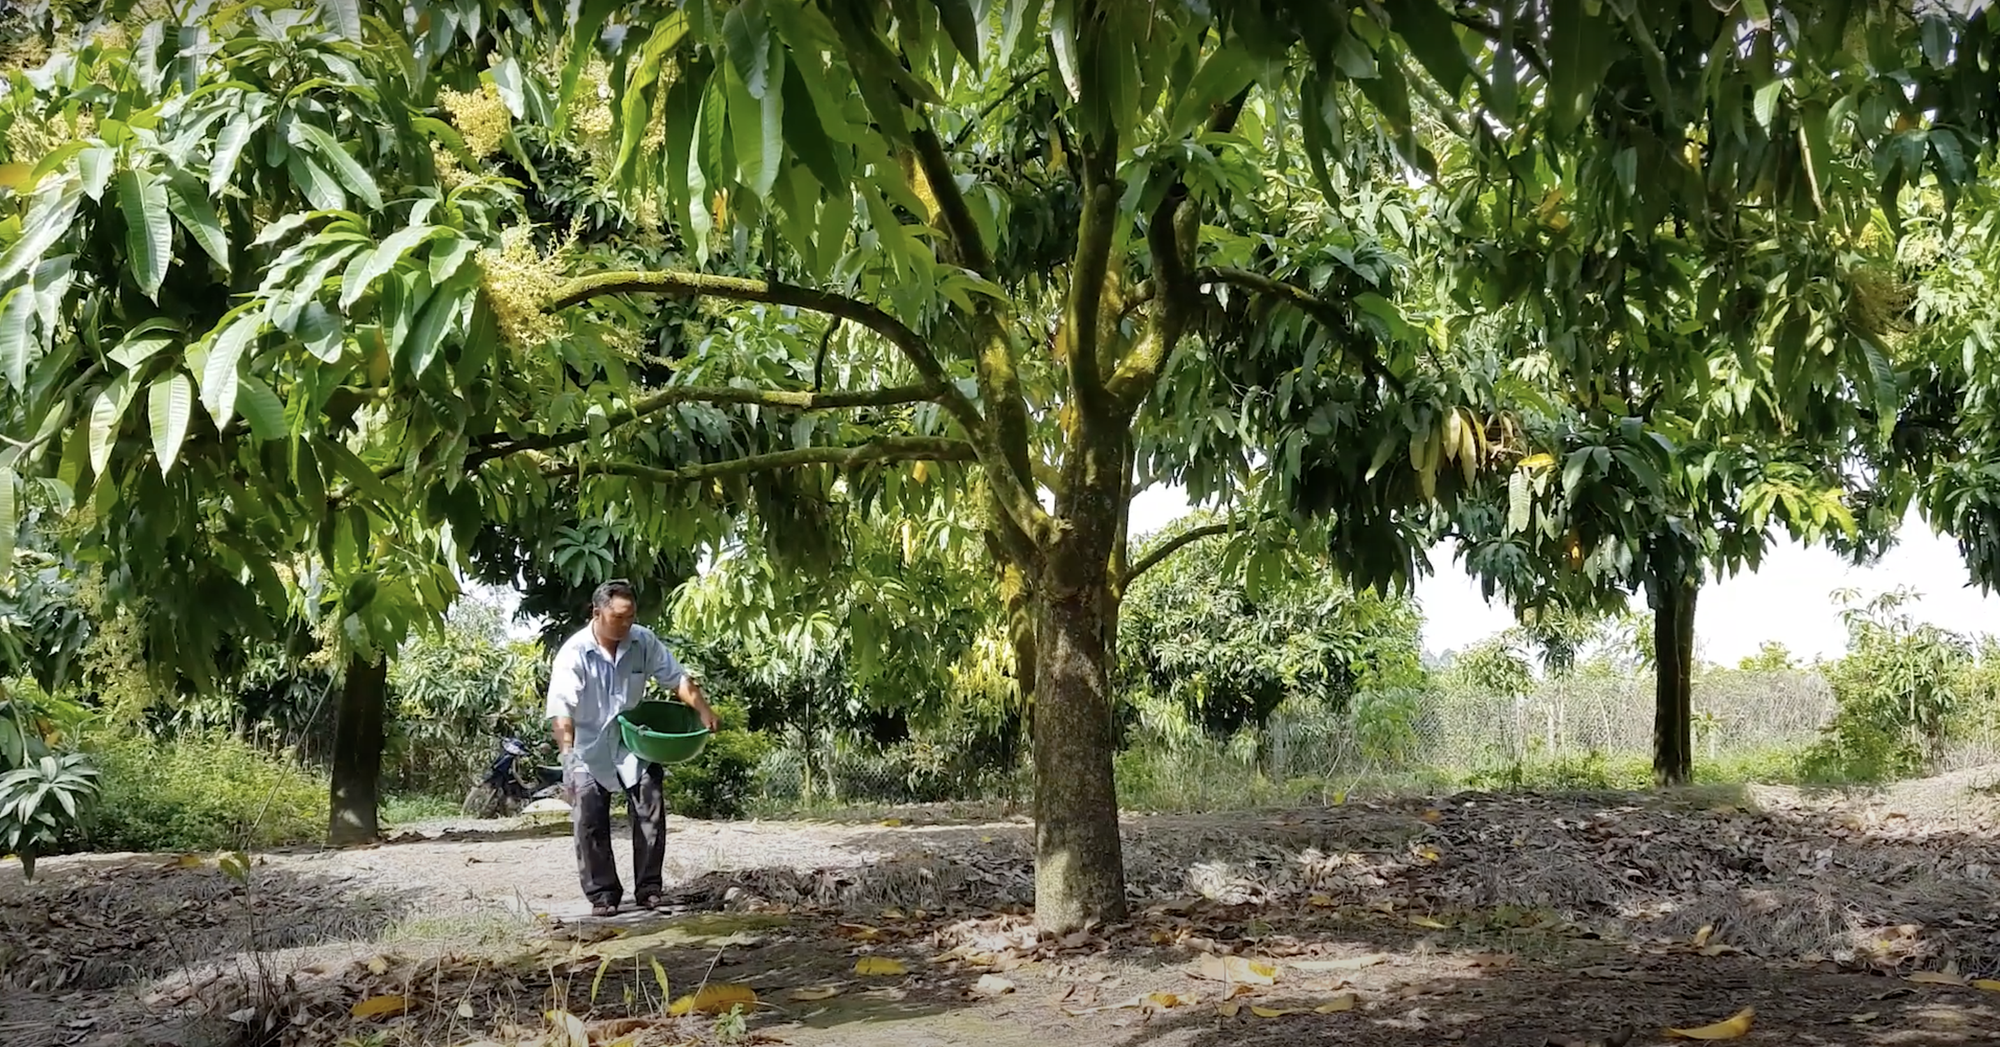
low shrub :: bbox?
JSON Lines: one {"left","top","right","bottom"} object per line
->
{"left": 86, "top": 730, "right": 325, "bottom": 852}
{"left": 664, "top": 700, "right": 772, "bottom": 820}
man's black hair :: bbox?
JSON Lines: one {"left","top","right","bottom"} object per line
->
{"left": 591, "top": 578, "right": 637, "bottom": 611}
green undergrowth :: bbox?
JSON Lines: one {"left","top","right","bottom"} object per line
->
{"left": 85, "top": 729, "right": 326, "bottom": 852}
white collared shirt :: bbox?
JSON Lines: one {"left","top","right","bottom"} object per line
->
{"left": 544, "top": 623, "right": 687, "bottom": 789}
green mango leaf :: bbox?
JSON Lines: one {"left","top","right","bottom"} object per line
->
{"left": 166, "top": 172, "right": 231, "bottom": 274}
{"left": 339, "top": 224, "right": 444, "bottom": 311}
{"left": 0, "top": 466, "right": 14, "bottom": 582}
{"left": 723, "top": 44, "right": 784, "bottom": 199}
{"left": 1381, "top": 0, "right": 1473, "bottom": 96}
{"left": 88, "top": 374, "right": 136, "bottom": 477}
{"left": 930, "top": 0, "right": 981, "bottom": 68}
{"left": 147, "top": 372, "right": 194, "bottom": 473}
{"left": 208, "top": 111, "right": 257, "bottom": 196}
{"left": 322, "top": 0, "right": 363, "bottom": 42}
{"left": 721, "top": 0, "right": 775, "bottom": 99}
{"left": 235, "top": 375, "right": 288, "bottom": 441}
{"left": 117, "top": 167, "right": 174, "bottom": 300}
{"left": 1169, "top": 42, "right": 1266, "bottom": 136}
{"left": 199, "top": 309, "right": 263, "bottom": 428}
{"left": 289, "top": 121, "right": 382, "bottom": 210}
{"left": 0, "top": 286, "right": 33, "bottom": 391}
{"left": 285, "top": 150, "right": 347, "bottom": 211}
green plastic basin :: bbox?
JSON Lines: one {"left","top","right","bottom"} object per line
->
{"left": 617, "top": 701, "right": 711, "bottom": 765}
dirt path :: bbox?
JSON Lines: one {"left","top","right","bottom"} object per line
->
{"left": 2, "top": 778, "right": 1998, "bottom": 1046}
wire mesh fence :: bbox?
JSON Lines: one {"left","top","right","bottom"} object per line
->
{"left": 747, "top": 668, "right": 2000, "bottom": 812}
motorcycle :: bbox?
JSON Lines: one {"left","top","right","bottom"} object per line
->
{"left": 462, "top": 736, "right": 566, "bottom": 818}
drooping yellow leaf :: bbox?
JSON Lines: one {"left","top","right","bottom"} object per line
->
{"left": 855, "top": 957, "right": 908, "bottom": 976}
{"left": 1314, "top": 993, "right": 1358, "bottom": 1014}
{"left": 544, "top": 1008, "right": 588, "bottom": 1047}
{"left": 667, "top": 984, "right": 758, "bottom": 1017}
{"left": 590, "top": 957, "right": 613, "bottom": 1003}
{"left": 1196, "top": 955, "right": 1277, "bottom": 985}
{"left": 1519, "top": 452, "right": 1556, "bottom": 470}
{"left": 351, "top": 995, "right": 410, "bottom": 1019}
{"left": 1664, "top": 1006, "right": 1755, "bottom": 1040}
{"left": 648, "top": 957, "right": 669, "bottom": 1005}
{"left": 787, "top": 986, "right": 842, "bottom": 1002}
{"left": 1250, "top": 1005, "right": 1295, "bottom": 1018}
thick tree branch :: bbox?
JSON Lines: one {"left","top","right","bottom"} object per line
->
{"left": 912, "top": 127, "right": 995, "bottom": 278}
{"left": 545, "top": 270, "right": 984, "bottom": 438}
{"left": 1065, "top": 143, "right": 1119, "bottom": 416}
{"left": 1194, "top": 267, "right": 1406, "bottom": 393}
{"left": 1107, "top": 90, "right": 1250, "bottom": 409}
{"left": 337, "top": 382, "right": 938, "bottom": 502}
{"left": 469, "top": 383, "right": 938, "bottom": 467}
{"left": 1122, "top": 516, "right": 1270, "bottom": 587}
{"left": 546, "top": 436, "right": 978, "bottom": 486}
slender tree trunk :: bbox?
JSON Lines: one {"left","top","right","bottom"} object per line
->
{"left": 1031, "top": 580, "right": 1127, "bottom": 932}
{"left": 1647, "top": 572, "right": 1699, "bottom": 787}
{"left": 328, "top": 654, "right": 387, "bottom": 845}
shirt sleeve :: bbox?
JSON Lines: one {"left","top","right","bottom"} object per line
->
{"left": 650, "top": 634, "right": 687, "bottom": 692}
{"left": 545, "top": 644, "right": 585, "bottom": 719}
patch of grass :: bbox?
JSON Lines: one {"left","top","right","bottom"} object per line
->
{"left": 381, "top": 909, "right": 535, "bottom": 949}
{"left": 85, "top": 729, "right": 326, "bottom": 852}
{"left": 381, "top": 792, "right": 462, "bottom": 825}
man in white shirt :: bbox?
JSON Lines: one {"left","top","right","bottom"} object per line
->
{"left": 546, "top": 579, "right": 720, "bottom": 916}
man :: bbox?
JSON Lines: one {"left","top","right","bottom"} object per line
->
{"left": 546, "top": 579, "right": 721, "bottom": 916}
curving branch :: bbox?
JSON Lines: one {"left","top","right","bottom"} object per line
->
{"left": 1194, "top": 267, "right": 1405, "bottom": 393}
{"left": 1121, "top": 514, "right": 1274, "bottom": 587}
{"left": 544, "top": 436, "right": 978, "bottom": 486}
{"left": 545, "top": 270, "right": 984, "bottom": 438}
{"left": 336, "top": 382, "right": 938, "bottom": 503}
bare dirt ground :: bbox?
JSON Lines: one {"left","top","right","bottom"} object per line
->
{"left": 2, "top": 773, "right": 1999, "bottom": 1047}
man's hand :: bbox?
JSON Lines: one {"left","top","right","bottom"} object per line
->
{"left": 678, "top": 678, "right": 721, "bottom": 732}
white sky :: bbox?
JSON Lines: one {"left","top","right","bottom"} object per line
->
{"left": 1126, "top": 485, "right": 2000, "bottom": 666}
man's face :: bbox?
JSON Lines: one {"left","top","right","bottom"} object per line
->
{"left": 593, "top": 596, "right": 637, "bottom": 645}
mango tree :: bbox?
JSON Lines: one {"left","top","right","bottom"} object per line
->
{"left": 1425, "top": 1, "right": 1997, "bottom": 784}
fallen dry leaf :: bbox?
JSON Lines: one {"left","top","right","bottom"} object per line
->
{"left": 456, "top": 1000, "right": 475, "bottom": 1019}
{"left": 667, "top": 984, "right": 757, "bottom": 1017}
{"left": 1250, "top": 1005, "right": 1296, "bottom": 1018}
{"left": 170, "top": 854, "right": 204, "bottom": 869}
{"left": 973, "top": 975, "right": 1016, "bottom": 997}
{"left": 1146, "top": 992, "right": 1193, "bottom": 1009}
{"left": 1848, "top": 1011, "right": 1879, "bottom": 1023}
{"left": 1421, "top": 808, "right": 1442, "bottom": 822}
{"left": 1307, "top": 894, "right": 1335, "bottom": 908}
{"left": 1218, "top": 1001, "right": 1241, "bottom": 1017}
{"left": 880, "top": 818, "right": 903, "bottom": 827}
{"left": 1314, "top": 993, "right": 1359, "bottom": 1014}
{"left": 787, "top": 987, "right": 842, "bottom": 1002}
{"left": 365, "top": 956, "right": 391, "bottom": 976}
{"left": 1907, "top": 971, "right": 1967, "bottom": 986}
{"left": 1196, "top": 955, "right": 1277, "bottom": 985}
{"left": 1974, "top": 980, "right": 2000, "bottom": 992}
{"left": 855, "top": 957, "right": 908, "bottom": 976}
{"left": 1664, "top": 1007, "right": 1754, "bottom": 1040}
{"left": 1409, "top": 915, "right": 1450, "bottom": 930}
{"left": 545, "top": 1009, "right": 588, "bottom": 1047}
{"left": 1291, "top": 954, "right": 1388, "bottom": 972}
{"left": 350, "top": 995, "right": 409, "bottom": 1020}
{"left": 1691, "top": 925, "right": 1714, "bottom": 948}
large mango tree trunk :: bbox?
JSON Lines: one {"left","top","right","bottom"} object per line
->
{"left": 1645, "top": 543, "right": 1700, "bottom": 787}
{"left": 328, "top": 654, "right": 387, "bottom": 845}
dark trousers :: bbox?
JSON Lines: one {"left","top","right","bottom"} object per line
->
{"left": 570, "top": 762, "right": 667, "bottom": 907}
